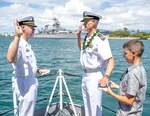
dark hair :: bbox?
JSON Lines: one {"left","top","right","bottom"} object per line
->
{"left": 123, "top": 39, "right": 144, "bottom": 57}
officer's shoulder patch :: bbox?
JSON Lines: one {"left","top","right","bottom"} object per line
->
{"left": 97, "top": 33, "right": 106, "bottom": 40}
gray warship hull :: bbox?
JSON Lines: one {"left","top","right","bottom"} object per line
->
{"left": 34, "top": 33, "right": 85, "bottom": 39}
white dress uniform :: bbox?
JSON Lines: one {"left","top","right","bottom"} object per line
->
{"left": 80, "top": 34, "right": 112, "bottom": 116}
{"left": 11, "top": 37, "right": 38, "bottom": 116}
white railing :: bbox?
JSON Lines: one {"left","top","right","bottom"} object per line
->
{"left": 44, "top": 69, "right": 77, "bottom": 116}
{"left": 12, "top": 77, "right": 18, "bottom": 116}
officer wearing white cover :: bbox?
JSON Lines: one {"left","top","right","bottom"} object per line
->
{"left": 7, "top": 16, "right": 49, "bottom": 116}
{"left": 77, "top": 11, "right": 115, "bottom": 116}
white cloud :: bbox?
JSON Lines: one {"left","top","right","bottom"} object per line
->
{"left": 0, "top": 0, "right": 149, "bottom": 34}
{"left": 98, "top": 0, "right": 150, "bottom": 31}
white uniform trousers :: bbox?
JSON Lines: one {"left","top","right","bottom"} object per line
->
{"left": 14, "top": 77, "right": 38, "bottom": 116}
{"left": 82, "top": 71, "right": 103, "bottom": 116}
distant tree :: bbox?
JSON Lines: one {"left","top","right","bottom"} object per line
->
{"left": 131, "top": 32, "right": 150, "bottom": 39}
{"left": 123, "top": 27, "right": 128, "bottom": 31}
{"left": 109, "top": 28, "right": 150, "bottom": 39}
{"left": 109, "top": 29, "right": 130, "bottom": 37}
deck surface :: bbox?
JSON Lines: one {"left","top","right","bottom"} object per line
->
{"left": 34, "top": 102, "right": 85, "bottom": 116}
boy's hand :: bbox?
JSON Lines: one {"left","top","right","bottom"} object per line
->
{"left": 102, "top": 86, "right": 113, "bottom": 95}
{"left": 109, "top": 81, "right": 119, "bottom": 89}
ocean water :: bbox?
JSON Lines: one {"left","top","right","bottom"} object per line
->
{"left": 0, "top": 37, "right": 149, "bottom": 116}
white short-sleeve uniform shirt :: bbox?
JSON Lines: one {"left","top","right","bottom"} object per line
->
{"left": 12, "top": 37, "right": 37, "bottom": 78}
{"left": 11, "top": 37, "right": 38, "bottom": 96}
{"left": 80, "top": 34, "right": 112, "bottom": 70}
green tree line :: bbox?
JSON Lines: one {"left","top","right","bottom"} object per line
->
{"left": 109, "top": 28, "right": 150, "bottom": 39}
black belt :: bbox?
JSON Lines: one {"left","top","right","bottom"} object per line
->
{"left": 83, "top": 68, "right": 100, "bottom": 73}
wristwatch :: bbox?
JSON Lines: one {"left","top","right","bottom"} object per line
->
{"left": 37, "top": 68, "right": 40, "bottom": 73}
{"left": 104, "top": 74, "right": 109, "bottom": 78}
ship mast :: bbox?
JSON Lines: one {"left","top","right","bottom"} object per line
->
{"left": 52, "top": 18, "right": 61, "bottom": 32}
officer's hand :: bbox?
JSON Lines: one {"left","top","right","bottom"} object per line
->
{"left": 98, "top": 76, "right": 109, "bottom": 87}
{"left": 38, "top": 69, "right": 50, "bottom": 75}
{"left": 77, "top": 24, "right": 82, "bottom": 37}
{"left": 15, "top": 20, "right": 23, "bottom": 37}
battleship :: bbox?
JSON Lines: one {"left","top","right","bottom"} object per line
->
{"left": 35, "top": 18, "right": 85, "bottom": 39}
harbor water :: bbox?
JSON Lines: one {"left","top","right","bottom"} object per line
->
{"left": 0, "top": 37, "right": 149, "bottom": 116}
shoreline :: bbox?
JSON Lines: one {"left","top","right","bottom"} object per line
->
{"left": 108, "top": 36, "right": 140, "bottom": 40}
{"left": 34, "top": 33, "right": 85, "bottom": 39}
{"left": 0, "top": 35, "right": 144, "bottom": 40}
{"left": 34, "top": 34, "right": 141, "bottom": 40}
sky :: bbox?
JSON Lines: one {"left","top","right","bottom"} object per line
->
{"left": 0, "top": 0, "right": 150, "bottom": 34}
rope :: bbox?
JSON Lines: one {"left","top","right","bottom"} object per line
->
{"left": 36, "top": 94, "right": 116, "bottom": 114}
{"left": 102, "top": 105, "right": 116, "bottom": 113}
{"left": 0, "top": 82, "right": 13, "bottom": 87}
{"left": 47, "top": 92, "right": 116, "bottom": 114}
{"left": 37, "top": 71, "right": 58, "bottom": 78}
{"left": 0, "top": 108, "right": 17, "bottom": 116}
{"left": 146, "top": 92, "right": 150, "bottom": 96}
{"left": 36, "top": 98, "right": 48, "bottom": 103}
{"left": 1, "top": 71, "right": 150, "bottom": 97}
{"left": 63, "top": 72, "right": 81, "bottom": 77}
{"left": 0, "top": 71, "right": 149, "bottom": 115}
{"left": 0, "top": 93, "right": 59, "bottom": 116}
{"left": 36, "top": 93, "right": 61, "bottom": 103}
{"left": 0, "top": 72, "right": 58, "bottom": 87}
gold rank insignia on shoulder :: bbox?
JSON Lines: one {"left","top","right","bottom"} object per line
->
{"left": 89, "top": 43, "right": 93, "bottom": 48}
{"left": 98, "top": 33, "right": 106, "bottom": 40}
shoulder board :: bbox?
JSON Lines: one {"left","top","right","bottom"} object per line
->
{"left": 84, "top": 33, "right": 88, "bottom": 40}
{"left": 97, "top": 32, "right": 106, "bottom": 40}
{"left": 85, "top": 33, "right": 88, "bottom": 38}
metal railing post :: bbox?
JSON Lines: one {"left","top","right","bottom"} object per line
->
{"left": 44, "top": 69, "right": 77, "bottom": 116}
{"left": 12, "top": 77, "right": 18, "bottom": 116}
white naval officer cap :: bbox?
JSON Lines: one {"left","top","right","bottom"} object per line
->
{"left": 81, "top": 11, "right": 102, "bottom": 22}
{"left": 18, "top": 16, "right": 37, "bottom": 27}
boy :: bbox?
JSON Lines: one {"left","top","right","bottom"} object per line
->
{"left": 103, "top": 39, "right": 147, "bottom": 116}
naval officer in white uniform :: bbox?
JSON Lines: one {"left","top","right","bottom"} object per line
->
{"left": 7, "top": 16, "right": 49, "bottom": 116}
{"left": 77, "top": 11, "right": 115, "bottom": 116}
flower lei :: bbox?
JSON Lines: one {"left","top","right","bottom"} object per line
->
{"left": 82, "top": 29, "right": 100, "bottom": 49}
